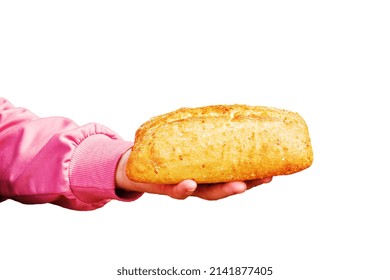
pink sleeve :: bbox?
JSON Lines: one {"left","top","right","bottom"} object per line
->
{"left": 0, "top": 97, "right": 142, "bottom": 211}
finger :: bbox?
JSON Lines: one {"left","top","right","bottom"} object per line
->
{"left": 245, "top": 177, "right": 273, "bottom": 190}
{"left": 151, "top": 179, "right": 197, "bottom": 200}
{"left": 171, "top": 180, "right": 197, "bottom": 199}
{"left": 192, "top": 181, "right": 247, "bottom": 200}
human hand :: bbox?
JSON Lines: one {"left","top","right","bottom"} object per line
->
{"left": 115, "top": 149, "right": 272, "bottom": 200}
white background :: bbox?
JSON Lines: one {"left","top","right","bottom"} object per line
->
{"left": 1, "top": 1, "right": 389, "bottom": 279}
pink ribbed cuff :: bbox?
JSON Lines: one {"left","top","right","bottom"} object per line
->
{"left": 69, "top": 134, "right": 142, "bottom": 203}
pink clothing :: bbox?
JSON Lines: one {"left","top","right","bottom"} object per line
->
{"left": 0, "top": 97, "right": 142, "bottom": 210}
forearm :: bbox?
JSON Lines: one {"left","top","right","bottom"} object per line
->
{"left": 0, "top": 97, "right": 142, "bottom": 210}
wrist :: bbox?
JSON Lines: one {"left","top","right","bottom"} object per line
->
{"left": 69, "top": 134, "right": 141, "bottom": 202}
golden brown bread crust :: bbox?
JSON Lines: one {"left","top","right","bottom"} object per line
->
{"left": 126, "top": 104, "right": 313, "bottom": 184}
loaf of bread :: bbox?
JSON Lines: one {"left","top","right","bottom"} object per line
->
{"left": 126, "top": 104, "right": 313, "bottom": 184}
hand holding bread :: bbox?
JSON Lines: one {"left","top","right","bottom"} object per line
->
{"left": 116, "top": 150, "right": 273, "bottom": 200}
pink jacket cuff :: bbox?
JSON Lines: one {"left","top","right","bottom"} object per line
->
{"left": 69, "top": 135, "right": 143, "bottom": 204}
